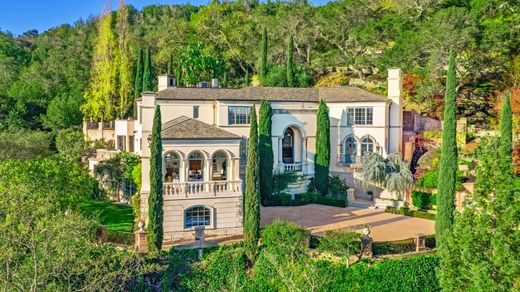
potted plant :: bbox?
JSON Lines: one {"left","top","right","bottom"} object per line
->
{"left": 367, "top": 190, "right": 374, "bottom": 201}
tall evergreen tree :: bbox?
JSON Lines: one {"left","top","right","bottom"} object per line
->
{"left": 259, "top": 100, "right": 273, "bottom": 205}
{"left": 244, "top": 105, "right": 260, "bottom": 261}
{"left": 259, "top": 27, "right": 268, "bottom": 79}
{"left": 244, "top": 69, "right": 250, "bottom": 86}
{"left": 440, "top": 137, "right": 520, "bottom": 290}
{"left": 147, "top": 106, "right": 163, "bottom": 254}
{"left": 142, "top": 47, "right": 155, "bottom": 92}
{"left": 286, "top": 35, "right": 296, "bottom": 87}
{"left": 436, "top": 49, "right": 458, "bottom": 248}
{"left": 500, "top": 90, "right": 512, "bottom": 164}
{"left": 176, "top": 66, "right": 182, "bottom": 87}
{"left": 116, "top": 0, "right": 132, "bottom": 119}
{"left": 167, "top": 52, "right": 174, "bottom": 75}
{"left": 81, "top": 2, "right": 118, "bottom": 122}
{"left": 315, "top": 100, "right": 330, "bottom": 195}
{"left": 133, "top": 48, "right": 143, "bottom": 118}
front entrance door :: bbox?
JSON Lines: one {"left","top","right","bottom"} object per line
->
{"left": 282, "top": 128, "right": 294, "bottom": 163}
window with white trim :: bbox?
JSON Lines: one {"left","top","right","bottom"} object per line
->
{"left": 347, "top": 107, "right": 373, "bottom": 125}
{"left": 228, "top": 106, "right": 251, "bottom": 125}
{"left": 361, "top": 137, "right": 375, "bottom": 156}
{"left": 184, "top": 206, "right": 211, "bottom": 229}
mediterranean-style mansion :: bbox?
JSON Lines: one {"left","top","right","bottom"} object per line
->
{"left": 87, "top": 68, "right": 408, "bottom": 242}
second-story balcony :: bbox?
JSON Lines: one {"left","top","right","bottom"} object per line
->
{"left": 164, "top": 180, "right": 242, "bottom": 197}
{"left": 278, "top": 163, "right": 303, "bottom": 172}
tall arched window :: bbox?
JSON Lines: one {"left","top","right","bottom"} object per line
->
{"left": 344, "top": 136, "right": 357, "bottom": 163}
{"left": 164, "top": 152, "right": 180, "bottom": 182}
{"left": 212, "top": 151, "right": 228, "bottom": 181}
{"left": 188, "top": 151, "right": 204, "bottom": 181}
{"left": 282, "top": 127, "right": 294, "bottom": 163}
{"left": 361, "top": 137, "right": 375, "bottom": 157}
{"left": 184, "top": 206, "right": 211, "bottom": 229}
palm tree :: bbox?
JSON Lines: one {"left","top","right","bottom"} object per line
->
{"left": 358, "top": 152, "right": 414, "bottom": 197}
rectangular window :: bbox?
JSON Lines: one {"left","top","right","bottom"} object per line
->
{"left": 347, "top": 107, "right": 373, "bottom": 125}
{"left": 193, "top": 106, "right": 199, "bottom": 119}
{"left": 228, "top": 106, "right": 251, "bottom": 125}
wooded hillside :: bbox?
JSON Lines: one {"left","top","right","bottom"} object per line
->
{"left": 0, "top": 0, "right": 518, "bottom": 129}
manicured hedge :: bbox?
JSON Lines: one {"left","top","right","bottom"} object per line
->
{"left": 265, "top": 192, "right": 347, "bottom": 208}
{"left": 385, "top": 206, "right": 436, "bottom": 220}
{"left": 373, "top": 238, "right": 416, "bottom": 255}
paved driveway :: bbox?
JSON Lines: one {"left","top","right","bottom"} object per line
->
{"left": 261, "top": 204, "right": 434, "bottom": 242}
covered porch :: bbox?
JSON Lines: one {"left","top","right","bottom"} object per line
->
{"left": 160, "top": 116, "right": 243, "bottom": 197}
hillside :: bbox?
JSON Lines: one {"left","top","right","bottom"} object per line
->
{"left": 0, "top": 0, "right": 518, "bottom": 130}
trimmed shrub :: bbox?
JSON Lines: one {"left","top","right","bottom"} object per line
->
{"left": 409, "top": 210, "right": 436, "bottom": 220}
{"left": 412, "top": 191, "right": 433, "bottom": 209}
{"left": 373, "top": 238, "right": 416, "bottom": 255}
{"left": 315, "top": 196, "right": 347, "bottom": 208}
{"left": 385, "top": 206, "right": 435, "bottom": 220}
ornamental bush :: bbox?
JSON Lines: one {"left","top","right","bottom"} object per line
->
{"left": 412, "top": 191, "right": 433, "bottom": 209}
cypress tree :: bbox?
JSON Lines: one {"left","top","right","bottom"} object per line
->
{"left": 147, "top": 106, "right": 163, "bottom": 254}
{"left": 259, "top": 100, "right": 273, "bottom": 205}
{"left": 500, "top": 90, "right": 512, "bottom": 164}
{"left": 244, "top": 69, "right": 250, "bottom": 86}
{"left": 167, "top": 52, "right": 174, "bottom": 75}
{"left": 436, "top": 49, "right": 458, "bottom": 247}
{"left": 176, "top": 66, "right": 182, "bottom": 87}
{"left": 286, "top": 35, "right": 296, "bottom": 87}
{"left": 259, "top": 27, "right": 268, "bottom": 79}
{"left": 142, "top": 47, "right": 155, "bottom": 92}
{"left": 244, "top": 105, "right": 261, "bottom": 261}
{"left": 315, "top": 100, "right": 330, "bottom": 195}
{"left": 133, "top": 48, "right": 143, "bottom": 118}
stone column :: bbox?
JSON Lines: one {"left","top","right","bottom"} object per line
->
{"left": 278, "top": 137, "right": 283, "bottom": 164}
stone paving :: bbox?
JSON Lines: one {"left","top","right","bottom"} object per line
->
{"left": 261, "top": 204, "right": 435, "bottom": 242}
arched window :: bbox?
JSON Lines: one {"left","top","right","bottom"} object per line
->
{"left": 164, "top": 152, "right": 180, "bottom": 182}
{"left": 344, "top": 136, "right": 357, "bottom": 163}
{"left": 212, "top": 151, "right": 228, "bottom": 181}
{"left": 184, "top": 206, "right": 211, "bottom": 229}
{"left": 282, "top": 127, "right": 294, "bottom": 163}
{"left": 361, "top": 137, "right": 375, "bottom": 157}
{"left": 188, "top": 151, "right": 205, "bottom": 181}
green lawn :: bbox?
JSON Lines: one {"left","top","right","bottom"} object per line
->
{"left": 79, "top": 199, "right": 134, "bottom": 233}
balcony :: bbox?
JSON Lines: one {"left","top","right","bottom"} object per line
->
{"left": 278, "top": 163, "right": 303, "bottom": 172}
{"left": 164, "top": 180, "right": 242, "bottom": 197}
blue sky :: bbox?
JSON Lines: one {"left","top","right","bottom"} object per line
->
{"left": 0, "top": 0, "right": 328, "bottom": 36}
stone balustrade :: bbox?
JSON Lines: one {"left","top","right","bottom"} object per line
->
{"left": 164, "top": 180, "right": 242, "bottom": 197}
{"left": 279, "top": 163, "right": 303, "bottom": 172}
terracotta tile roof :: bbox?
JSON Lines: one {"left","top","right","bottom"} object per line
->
{"left": 161, "top": 116, "right": 241, "bottom": 140}
{"left": 156, "top": 86, "right": 388, "bottom": 103}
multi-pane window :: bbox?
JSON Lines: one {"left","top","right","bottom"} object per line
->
{"left": 361, "top": 137, "right": 375, "bottom": 156}
{"left": 184, "top": 206, "right": 211, "bottom": 229}
{"left": 347, "top": 107, "right": 373, "bottom": 125}
{"left": 228, "top": 106, "right": 251, "bottom": 125}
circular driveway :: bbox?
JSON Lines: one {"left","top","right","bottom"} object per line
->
{"left": 261, "top": 204, "right": 435, "bottom": 242}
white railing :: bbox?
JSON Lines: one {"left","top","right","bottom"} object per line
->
{"left": 278, "top": 163, "right": 303, "bottom": 172}
{"left": 164, "top": 180, "right": 242, "bottom": 196}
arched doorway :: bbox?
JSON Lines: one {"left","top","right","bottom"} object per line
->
{"left": 282, "top": 127, "right": 295, "bottom": 163}
{"left": 211, "top": 151, "right": 228, "bottom": 181}
{"left": 164, "top": 151, "right": 180, "bottom": 182}
{"left": 188, "top": 151, "right": 204, "bottom": 181}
